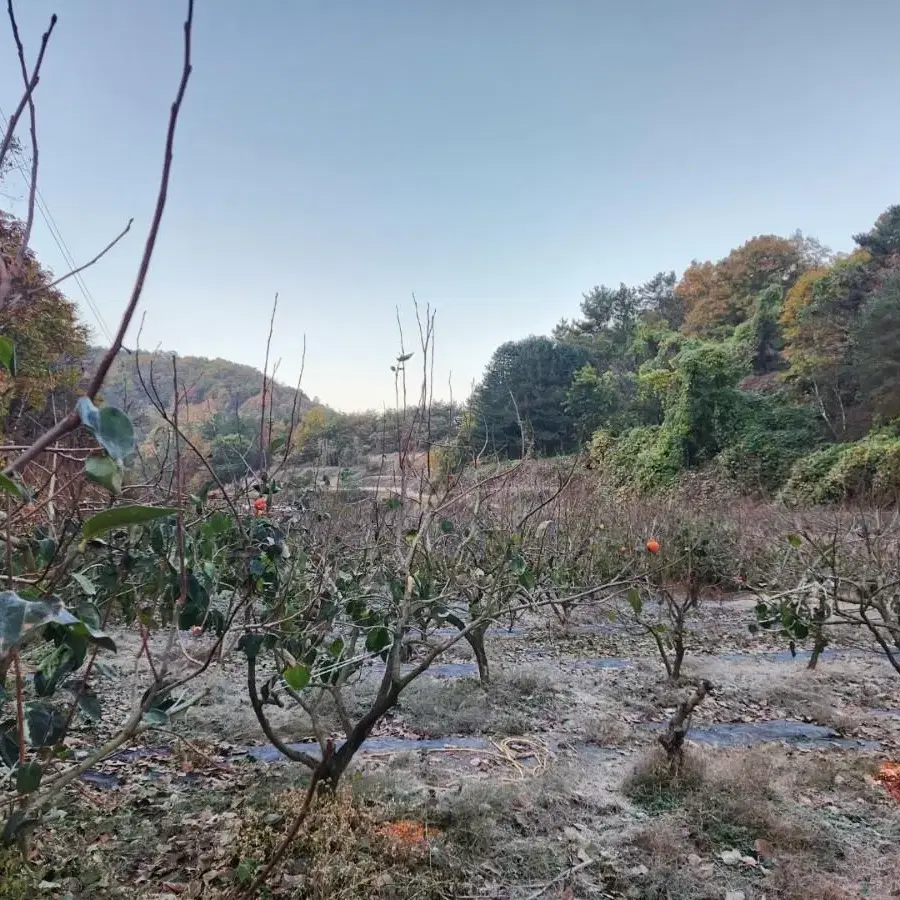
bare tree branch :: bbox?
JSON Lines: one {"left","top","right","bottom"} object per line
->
{"left": 2, "top": 0, "right": 195, "bottom": 478}
{"left": 0, "top": 7, "right": 55, "bottom": 175}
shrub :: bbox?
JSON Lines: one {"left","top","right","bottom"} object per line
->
{"left": 589, "top": 425, "right": 684, "bottom": 491}
{"left": 781, "top": 430, "right": 900, "bottom": 504}
{"left": 720, "top": 394, "right": 824, "bottom": 494}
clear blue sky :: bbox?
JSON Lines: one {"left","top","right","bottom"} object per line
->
{"left": 2, "top": 1, "right": 899, "bottom": 411}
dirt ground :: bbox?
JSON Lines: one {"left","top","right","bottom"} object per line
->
{"left": 12, "top": 595, "right": 900, "bottom": 899}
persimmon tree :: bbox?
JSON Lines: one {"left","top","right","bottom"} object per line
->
{"left": 751, "top": 512, "right": 900, "bottom": 675}
{"left": 241, "top": 320, "right": 623, "bottom": 787}
{"left": 621, "top": 515, "right": 740, "bottom": 681}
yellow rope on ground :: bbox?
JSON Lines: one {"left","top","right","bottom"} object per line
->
{"left": 364, "top": 736, "right": 551, "bottom": 780}
{"left": 489, "top": 736, "right": 551, "bottom": 778}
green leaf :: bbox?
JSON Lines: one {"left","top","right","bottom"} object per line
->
{"left": 0, "top": 335, "right": 17, "bottom": 375}
{"left": 327, "top": 638, "right": 344, "bottom": 658}
{"left": 75, "top": 602, "right": 102, "bottom": 632}
{"left": 283, "top": 664, "right": 310, "bottom": 691}
{"left": 238, "top": 633, "right": 265, "bottom": 660}
{"left": 627, "top": 588, "right": 643, "bottom": 616}
{"left": 787, "top": 533, "right": 803, "bottom": 548}
{"left": 0, "top": 729, "right": 18, "bottom": 768}
{"left": 0, "top": 591, "right": 81, "bottom": 658}
{"left": 81, "top": 505, "right": 177, "bottom": 544}
{"left": 85, "top": 454, "right": 123, "bottom": 495}
{"left": 440, "top": 518, "right": 454, "bottom": 534}
{"left": 34, "top": 645, "right": 77, "bottom": 696}
{"left": 0, "top": 473, "right": 29, "bottom": 501}
{"left": 76, "top": 398, "right": 135, "bottom": 462}
{"left": 143, "top": 708, "right": 169, "bottom": 726}
{"left": 177, "top": 573, "right": 210, "bottom": 630}
{"left": 365, "top": 626, "right": 391, "bottom": 656}
{"left": 64, "top": 618, "right": 116, "bottom": 654}
{"left": 23, "top": 702, "right": 66, "bottom": 747}
{"left": 16, "top": 761, "right": 43, "bottom": 795}
{"left": 235, "top": 859, "right": 259, "bottom": 885}
{"left": 71, "top": 572, "right": 98, "bottom": 597}
{"left": 37, "top": 537, "right": 56, "bottom": 566}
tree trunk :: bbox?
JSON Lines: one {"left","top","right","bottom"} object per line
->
{"left": 319, "top": 684, "right": 400, "bottom": 788}
{"left": 670, "top": 634, "right": 685, "bottom": 682}
{"left": 466, "top": 625, "right": 490, "bottom": 686}
{"left": 659, "top": 679, "right": 712, "bottom": 770}
{"left": 808, "top": 631, "right": 828, "bottom": 670}
{"left": 444, "top": 613, "right": 491, "bottom": 686}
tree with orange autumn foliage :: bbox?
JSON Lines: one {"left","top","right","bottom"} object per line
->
{"left": 0, "top": 211, "right": 88, "bottom": 438}
{"left": 679, "top": 234, "right": 810, "bottom": 336}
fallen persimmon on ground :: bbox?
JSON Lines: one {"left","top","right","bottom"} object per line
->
{"left": 875, "top": 761, "right": 900, "bottom": 804}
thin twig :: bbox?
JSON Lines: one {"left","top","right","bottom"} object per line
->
{"left": 259, "top": 293, "right": 278, "bottom": 472}
{"left": 7, "top": 0, "right": 43, "bottom": 278}
{"left": 522, "top": 856, "right": 596, "bottom": 900}
{"left": 23, "top": 218, "right": 134, "bottom": 298}
{"left": 2, "top": 0, "right": 194, "bottom": 477}
{"left": 0, "top": 7, "right": 55, "bottom": 179}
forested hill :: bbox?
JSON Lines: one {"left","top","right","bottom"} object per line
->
{"left": 461, "top": 204, "right": 900, "bottom": 504}
{"left": 83, "top": 346, "right": 458, "bottom": 473}
{"left": 85, "top": 346, "right": 316, "bottom": 433}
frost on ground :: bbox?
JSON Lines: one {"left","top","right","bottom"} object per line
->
{"left": 9, "top": 597, "right": 900, "bottom": 899}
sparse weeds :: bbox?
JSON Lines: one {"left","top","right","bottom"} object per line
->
{"left": 619, "top": 745, "right": 878, "bottom": 899}
{"left": 399, "top": 667, "right": 557, "bottom": 737}
{"left": 625, "top": 746, "right": 838, "bottom": 858}
{"left": 624, "top": 748, "right": 708, "bottom": 813}
{"left": 433, "top": 774, "right": 571, "bottom": 881}
{"left": 0, "top": 847, "right": 39, "bottom": 900}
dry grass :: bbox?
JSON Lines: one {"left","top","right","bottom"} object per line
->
{"left": 398, "top": 667, "right": 558, "bottom": 737}
{"left": 432, "top": 770, "right": 576, "bottom": 882}
{"left": 626, "top": 747, "right": 836, "bottom": 854}
{"left": 582, "top": 716, "right": 635, "bottom": 748}
{"left": 233, "top": 787, "right": 462, "bottom": 899}
{"left": 618, "top": 746, "right": 882, "bottom": 898}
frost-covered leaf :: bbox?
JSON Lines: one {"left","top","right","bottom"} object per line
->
{"left": 0, "top": 591, "right": 116, "bottom": 660}
{"left": 70, "top": 572, "right": 98, "bottom": 597}
{"left": 77, "top": 397, "right": 135, "bottom": 462}
{"left": 23, "top": 702, "right": 66, "bottom": 747}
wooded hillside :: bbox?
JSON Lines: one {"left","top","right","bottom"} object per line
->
{"left": 460, "top": 205, "right": 900, "bottom": 503}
